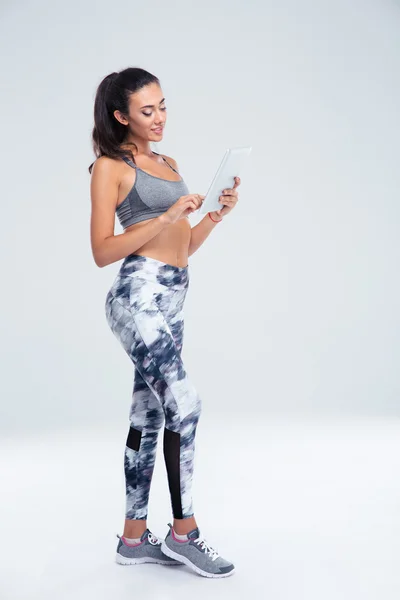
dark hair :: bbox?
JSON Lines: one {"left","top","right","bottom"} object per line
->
{"left": 88, "top": 67, "right": 160, "bottom": 173}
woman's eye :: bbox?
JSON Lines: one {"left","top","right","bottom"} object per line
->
{"left": 142, "top": 106, "right": 167, "bottom": 117}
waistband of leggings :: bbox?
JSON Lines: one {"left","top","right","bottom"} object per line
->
{"left": 119, "top": 253, "right": 189, "bottom": 288}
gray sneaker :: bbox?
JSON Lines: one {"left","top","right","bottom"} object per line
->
{"left": 160, "top": 523, "right": 235, "bottom": 578}
{"left": 116, "top": 528, "right": 183, "bottom": 566}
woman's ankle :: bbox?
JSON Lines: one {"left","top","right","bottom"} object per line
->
{"left": 123, "top": 518, "right": 147, "bottom": 539}
{"left": 173, "top": 515, "right": 197, "bottom": 535}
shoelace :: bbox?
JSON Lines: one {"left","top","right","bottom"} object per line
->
{"left": 147, "top": 532, "right": 161, "bottom": 546}
{"left": 193, "top": 536, "right": 220, "bottom": 561}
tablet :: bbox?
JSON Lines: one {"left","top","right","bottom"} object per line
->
{"left": 199, "top": 146, "right": 252, "bottom": 214}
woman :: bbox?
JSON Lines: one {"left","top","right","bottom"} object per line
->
{"left": 89, "top": 67, "right": 240, "bottom": 579}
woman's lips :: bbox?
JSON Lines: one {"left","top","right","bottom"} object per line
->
{"left": 152, "top": 127, "right": 163, "bottom": 134}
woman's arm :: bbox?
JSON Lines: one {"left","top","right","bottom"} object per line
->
{"left": 90, "top": 157, "right": 170, "bottom": 268}
{"left": 188, "top": 212, "right": 222, "bottom": 257}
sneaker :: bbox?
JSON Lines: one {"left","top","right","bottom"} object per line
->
{"left": 116, "top": 528, "right": 183, "bottom": 566}
{"left": 160, "top": 523, "right": 235, "bottom": 578}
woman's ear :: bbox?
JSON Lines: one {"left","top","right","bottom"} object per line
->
{"left": 113, "top": 110, "right": 129, "bottom": 126}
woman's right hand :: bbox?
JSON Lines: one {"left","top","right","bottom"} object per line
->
{"left": 163, "top": 194, "right": 205, "bottom": 224}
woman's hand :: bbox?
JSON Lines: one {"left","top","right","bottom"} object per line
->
{"left": 209, "top": 176, "right": 241, "bottom": 221}
{"left": 164, "top": 194, "right": 205, "bottom": 224}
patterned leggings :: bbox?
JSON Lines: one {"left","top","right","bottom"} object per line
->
{"left": 104, "top": 254, "right": 202, "bottom": 521}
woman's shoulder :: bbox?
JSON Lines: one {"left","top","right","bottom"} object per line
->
{"left": 93, "top": 154, "right": 125, "bottom": 168}
{"left": 91, "top": 154, "right": 126, "bottom": 179}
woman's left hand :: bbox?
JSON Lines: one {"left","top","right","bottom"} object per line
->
{"left": 210, "top": 176, "right": 241, "bottom": 220}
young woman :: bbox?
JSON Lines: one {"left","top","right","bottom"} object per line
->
{"left": 89, "top": 67, "right": 240, "bottom": 579}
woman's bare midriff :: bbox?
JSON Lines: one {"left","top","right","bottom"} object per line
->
{"left": 124, "top": 216, "right": 191, "bottom": 268}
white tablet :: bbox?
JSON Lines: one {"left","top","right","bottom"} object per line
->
{"left": 199, "top": 146, "right": 252, "bottom": 214}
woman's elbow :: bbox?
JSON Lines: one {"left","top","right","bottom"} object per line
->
{"left": 92, "top": 247, "right": 108, "bottom": 268}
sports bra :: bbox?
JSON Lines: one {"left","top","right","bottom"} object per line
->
{"left": 116, "top": 151, "right": 190, "bottom": 229}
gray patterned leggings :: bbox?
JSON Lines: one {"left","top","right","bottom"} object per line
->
{"left": 105, "top": 254, "right": 202, "bottom": 521}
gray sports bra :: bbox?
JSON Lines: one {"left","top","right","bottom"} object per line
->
{"left": 116, "top": 151, "right": 190, "bottom": 229}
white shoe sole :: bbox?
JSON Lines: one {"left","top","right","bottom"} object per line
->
{"left": 116, "top": 552, "right": 182, "bottom": 566}
{"left": 160, "top": 541, "right": 235, "bottom": 578}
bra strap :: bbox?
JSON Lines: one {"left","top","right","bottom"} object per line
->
{"left": 152, "top": 151, "right": 180, "bottom": 174}
{"left": 122, "top": 156, "right": 136, "bottom": 169}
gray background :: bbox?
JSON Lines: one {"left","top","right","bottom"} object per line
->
{"left": 1, "top": 0, "right": 399, "bottom": 434}
{"left": 1, "top": 3, "right": 400, "bottom": 600}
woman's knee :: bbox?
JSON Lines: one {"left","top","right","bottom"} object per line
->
{"left": 180, "top": 389, "right": 202, "bottom": 429}
{"left": 130, "top": 402, "right": 165, "bottom": 434}
{"left": 163, "top": 388, "right": 201, "bottom": 432}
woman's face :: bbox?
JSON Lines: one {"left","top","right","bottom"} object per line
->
{"left": 118, "top": 82, "right": 167, "bottom": 141}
